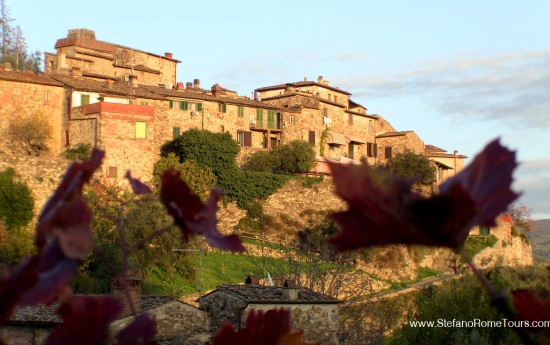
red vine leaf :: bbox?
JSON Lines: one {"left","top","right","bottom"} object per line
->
{"left": 116, "top": 313, "right": 157, "bottom": 345}
{"left": 125, "top": 171, "right": 152, "bottom": 195}
{"left": 160, "top": 169, "right": 244, "bottom": 252}
{"left": 212, "top": 309, "right": 310, "bottom": 345}
{"left": 329, "top": 139, "right": 518, "bottom": 252}
{"left": 43, "top": 296, "right": 122, "bottom": 345}
{"left": 513, "top": 289, "right": 550, "bottom": 337}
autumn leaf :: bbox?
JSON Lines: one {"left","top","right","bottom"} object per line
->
{"left": 212, "top": 309, "right": 311, "bottom": 345}
{"left": 329, "top": 139, "right": 518, "bottom": 252}
{"left": 43, "top": 296, "right": 122, "bottom": 345}
{"left": 116, "top": 313, "right": 157, "bottom": 345}
{"left": 125, "top": 171, "right": 152, "bottom": 195}
{"left": 513, "top": 289, "right": 550, "bottom": 337}
{"left": 160, "top": 169, "right": 244, "bottom": 252}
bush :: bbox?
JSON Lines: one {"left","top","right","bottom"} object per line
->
{"left": 64, "top": 143, "right": 91, "bottom": 160}
{"left": 152, "top": 153, "right": 217, "bottom": 200}
{"left": 386, "top": 150, "right": 436, "bottom": 185}
{"left": 9, "top": 109, "right": 52, "bottom": 155}
{"left": 0, "top": 168, "right": 34, "bottom": 230}
{"left": 243, "top": 140, "right": 316, "bottom": 174}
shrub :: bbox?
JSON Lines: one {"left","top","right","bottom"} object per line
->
{"left": 241, "top": 150, "right": 278, "bottom": 173}
{"left": 243, "top": 140, "right": 316, "bottom": 174}
{"left": 386, "top": 150, "right": 436, "bottom": 185}
{"left": 64, "top": 143, "right": 92, "bottom": 160}
{"left": 0, "top": 168, "right": 34, "bottom": 230}
{"left": 9, "top": 109, "right": 52, "bottom": 155}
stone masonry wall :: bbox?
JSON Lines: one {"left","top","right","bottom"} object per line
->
{"left": 245, "top": 304, "right": 340, "bottom": 345}
{"left": 0, "top": 326, "right": 51, "bottom": 345}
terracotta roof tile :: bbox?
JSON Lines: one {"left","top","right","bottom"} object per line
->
{"left": 376, "top": 131, "right": 413, "bottom": 138}
{"left": 205, "top": 284, "right": 339, "bottom": 304}
{"left": 0, "top": 70, "right": 63, "bottom": 87}
{"left": 256, "top": 81, "right": 352, "bottom": 96}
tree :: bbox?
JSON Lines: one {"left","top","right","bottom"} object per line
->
{"left": 152, "top": 153, "right": 216, "bottom": 200}
{"left": 508, "top": 202, "right": 534, "bottom": 233}
{"left": 386, "top": 150, "right": 436, "bottom": 185}
{"left": 243, "top": 140, "right": 316, "bottom": 174}
{"left": 10, "top": 109, "right": 52, "bottom": 155}
{"left": 0, "top": 167, "right": 34, "bottom": 230}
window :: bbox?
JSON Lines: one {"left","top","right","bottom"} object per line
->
{"left": 323, "top": 107, "right": 328, "bottom": 117}
{"left": 180, "top": 101, "right": 188, "bottom": 110}
{"left": 81, "top": 94, "right": 90, "bottom": 106}
{"left": 135, "top": 121, "right": 147, "bottom": 139}
{"left": 289, "top": 115, "right": 295, "bottom": 124}
{"left": 107, "top": 166, "right": 118, "bottom": 178}
{"left": 256, "top": 109, "right": 263, "bottom": 126}
{"left": 197, "top": 102, "right": 203, "bottom": 111}
{"left": 328, "top": 94, "right": 332, "bottom": 101}
{"left": 169, "top": 100, "right": 174, "bottom": 109}
{"left": 367, "top": 143, "right": 377, "bottom": 157}
{"left": 385, "top": 146, "right": 392, "bottom": 159}
{"left": 309, "top": 131, "right": 316, "bottom": 145}
{"left": 44, "top": 91, "right": 51, "bottom": 102}
{"left": 173, "top": 127, "right": 180, "bottom": 139}
{"left": 219, "top": 103, "right": 227, "bottom": 113}
{"left": 334, "top": 95, "right": 338, "bottom": 103}
{"left": 139, "top": 101, "right": 149, "bottom": 106}
{"left": 348, "top": 143, "right": 354, "bottom": 159}
{"left": 479, "top": 226, "right": 491, "bottom": 236}
{"left": 268, "top": 110, "right": 275, "bottom": 129}
{"left": 238, "top": 106, "right": 244, "bottom": 118}
{"left": 348, "top": 113, "right": 353, "bottom": 125}
{"left": 237, "top": 131, "right": 252, "bottom": 147}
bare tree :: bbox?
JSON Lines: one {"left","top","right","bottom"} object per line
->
{"left": 10, "top": 109, "right": 52, "bottom": 155}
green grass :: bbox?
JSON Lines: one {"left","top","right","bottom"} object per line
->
{"left": 142, "top": 250, "right": 331, "bottom": 296}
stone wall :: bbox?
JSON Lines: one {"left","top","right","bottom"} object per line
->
{"left": 0, "top": 325, "right": 51, "bottom": 345}
{"left": 110, "top": 301, "right": 209, "bottom": 345}
{"left": 200, "top": 291, "right": 247, "bottom": 335}
{"left": 245, "top": 304, "right": 340, "bottom": 345}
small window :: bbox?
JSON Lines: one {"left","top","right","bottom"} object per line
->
{"left": 173, "top": 127, "right": 180, "bottom": 139}
{"left": 479, "top": 227, "right": 491, "bottom": 236}
{"left": 385, "top": 147, "right": 392, "bottom": 159}
{"left": 44, "top": 91, "right": 51, "bottom": 102}
{"left": 81, "top": 94, "right": 90, "bottom": 106}
{"left": 169, "top": 100, "right": 174, "bottom": 109}
{"left": 139, "top": 101, "right": 149, "bottom": 106}
{"left": 348, "top": 143, "right": 354, "bottom": 159}
{"left": 323, "top": 108, "right": 328, "bottom": 117}
{"left": 309, "top": 131, "right": 316, "bottom": 145}
{"left": 334, "top": 95, "right": 338, "bottom": 103}
{"left": 107, "top": 166, "right": 118, "bottom": 178}
{"left": 238, "top": 106, "right": 244, "bottom": 118}
{"left": 180, "top": 101, "right": 188, "bottom": 110}
{"left": 348, "top": 113, "right": 353, "bottom": 125}
{"left": 237, "top": 131, "right": 252, "bottom": 147}
{"left": 367, "top": 142, "right": 378, "bottom": 157}
{"left": 289, "top": 115, "right": 295, "bottom": 124}
{"left": 219, "top": 103, "right": 227, "bottom": 113}
{"left": 136, "top": 121, "right": 147, "bottom": 139}
{"left": 328, "top": 94, "right": 332, "bottom": 101}
{"left": 197, "top": 102, "right": 203, "bottom": 111}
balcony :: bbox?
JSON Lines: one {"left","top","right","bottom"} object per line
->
{"left": 249, "top": 115, "right": 283, "bottom": 132}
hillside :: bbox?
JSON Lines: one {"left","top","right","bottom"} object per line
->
{"left": 530, "top": 219, "right": 550, "bottom": 262}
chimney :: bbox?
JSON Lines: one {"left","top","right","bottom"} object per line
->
{"left": 70, "top": 67, "right": 82, "bottom": 78}
{"left": 304, "top": 77, "right": 308, "bottom": 81}
{"left": 164, "top": 52, "right": 173, "bottom": 59}
{"left": 454, "top": 150, "right": 458, "bottom": 156}
{"left": 254, "top": 90, "right": 259, "bottom": 101}
{"left": 282, "top": 279, "right": 298, "bottom": 301}
{"left": 175, "top": 82, "right": 184, "bottom": 90}
{"left": 211, "top": 83, "right": 222, "bottom": 97}
{"left": 317, "top": 76, "right": 323, "bottom": 83}
{"left": 193, "top": 78, "right": 200, "bottom": 89}
{"left": 185, "top": 82, "right": 193, "bottom": 89}
{"left": 245, "top": 276, "right": 260, "bottom": 285}
{"left": 111, "top": 273, "right": 142, "bottom": 317}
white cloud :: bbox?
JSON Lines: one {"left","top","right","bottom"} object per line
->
{"left": 337, "top": 50, "right": 550, "bottom": 128}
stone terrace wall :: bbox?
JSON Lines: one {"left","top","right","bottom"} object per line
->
{"left": 0, "top": 152, "right": 70, "bottom": 215}
{"left": 0, "top": 326, "right": 51, "bottom": 345}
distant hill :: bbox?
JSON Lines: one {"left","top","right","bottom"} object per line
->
{"left": 530, "top": 219, "right": 550, "bottom": 262}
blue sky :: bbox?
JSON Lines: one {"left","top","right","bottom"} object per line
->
{"left": 9, "top": 0, "right": 550, "bottom": 219}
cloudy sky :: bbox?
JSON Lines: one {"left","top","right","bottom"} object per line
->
{"left": 10, "top": 0, "right": 550, "bottom": 218}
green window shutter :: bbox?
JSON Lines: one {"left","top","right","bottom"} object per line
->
{"left": 256, "top": 109, "right": 263, "bottom": 121}
{"left": 173, "top": 127, "right": 180, "bottom": 139}
{"left": 197, "top": 103, "right": 203, "bottom": 111}
{"left": 238, "top": 106, "right": 244, "bottom": 118}
{"left": 180, "top": 101, "right": 188, "bottom": 110}
{"left": 222, "top": 103, "right": 227, "bottom": 113}
{"left": 136, "top": 122, "right": 147, "bottom": 139}
{"left": 268, "top": 110, "right": 275, "bottom": 129}
{"left": 81, "top": 94, "right": 90, "bottom": 106}
{"left": 169, "top": 100, "right": 174, "bottom": 109}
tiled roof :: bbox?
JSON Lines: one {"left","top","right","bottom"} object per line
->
{"left": 0, "top": 70, "right": 63, "bottom": 87}
{"left": 113, "top": 64, "right": 161, "bottom": 75}
{"left": 82, "top": 71, "right": 118, "bottom": 80}
{"left": 348, "top": 99, "right": 366, "bottom": 110}
{"left": 206, "top": 284, "right": 339, "bottom": 304}
{"left": 376, "top": 131, "right": 413, "bottom": 138}
{"left": 7, "top": 295, "right": 178, "bottom": 324}
{"left": 425, "top": 144, "right": 447, "bottom": 153}
{"left": 345, "top": 109, "right": 379, "bottom": 119}
{"left": 256, "top": 81, "right": 352, "bottom": 96}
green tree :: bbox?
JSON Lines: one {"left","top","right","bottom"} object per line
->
{"left": 242, "top": 140, "right": 316, "bottom": 174}
{"left": 152, "top": 153, "right": 217, "bottom": 200}
{"left": 0, "top": 167, "right": 34, "bottom": 230}
{"left": 386, "top": 150, "right": 436, "bottom": 185}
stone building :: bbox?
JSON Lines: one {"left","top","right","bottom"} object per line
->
{"left": 200, "top": 280, "right": 340, "bottom": 345}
